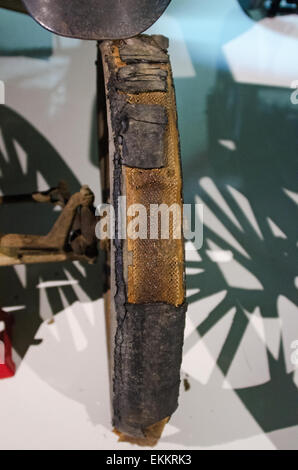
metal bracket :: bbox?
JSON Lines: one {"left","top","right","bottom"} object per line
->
{"left": 0, "top": 184, "right": 98, "bottom": 266}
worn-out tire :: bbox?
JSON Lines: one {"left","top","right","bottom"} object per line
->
{"left": 98, "top": 35, "right": 187, "bottom": 446}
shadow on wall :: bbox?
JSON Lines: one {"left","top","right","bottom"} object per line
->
{"left": 167, "top": 7, "right": 298, "bottom": 449}
{"left": 0, "top": 106, "right": 103, "bottom": 363}
{"left": 0, "top": 9, "right": 110, "bottom": 434}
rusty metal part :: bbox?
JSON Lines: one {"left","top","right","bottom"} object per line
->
{"left": 0, "top": 185, "right": 98, "bottom": 266}
{"left": 70, "top": 205, "right": 98, "bottom": 260}
{"left": 0, "top": 181, "right": 70, "bottom": 207}
{"left": 0, "top": 251, "right": 85, "bottom": 267}
{"left": 22, "top": 0, "right": 171, "bottom": 40}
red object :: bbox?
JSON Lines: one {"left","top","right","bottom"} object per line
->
{"left": 0, "top": 309, "right": 16, "bottom": 379}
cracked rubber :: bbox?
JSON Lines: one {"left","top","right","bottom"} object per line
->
{"left": 98, "top": 35, "right": 187, "bottom": 446}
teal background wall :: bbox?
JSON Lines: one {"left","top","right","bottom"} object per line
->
{"left": 0, "top": 9, "right": 52, "bottom": 57}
